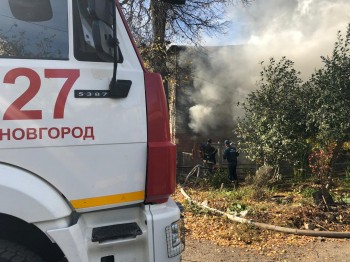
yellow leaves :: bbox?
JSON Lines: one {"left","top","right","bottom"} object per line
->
{"left": 343, "top": 141, "right": 350, "bottom": 150}
{"left": 173, "top": 185, "right": 350, "bottom": 255}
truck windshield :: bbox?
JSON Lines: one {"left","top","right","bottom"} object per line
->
{"left": 0, "top": 0, "right": 68, "bottom": 60}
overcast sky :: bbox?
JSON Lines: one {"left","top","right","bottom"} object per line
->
{"left": 204, "top": 0, "right": 350, "bottom": 77}
{"left": 188, "top": 0, "right": 350, "bottom": 137}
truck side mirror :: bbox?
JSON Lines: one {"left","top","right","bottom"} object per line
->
{"left": 89, "top": 0, "right": 128, "bottom": 97}
{"left": 88, "top": 0, "right": 123, "bottom": 63}
{"left": 88, "top": 0, "right": 114, "bottom": 26}
{"left": 8, "top": 0, "right": 53, "bottom": 22}
{"left": 92, "top": 21, "right": 114, "bottom": 62}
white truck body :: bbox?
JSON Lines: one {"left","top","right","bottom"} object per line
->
{"left": 0, "top": 0, "right": 183, "bottom": 261}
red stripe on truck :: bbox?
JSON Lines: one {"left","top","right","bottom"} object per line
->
{"left": 144, "top": 73, "right": 177, "bottom": 204}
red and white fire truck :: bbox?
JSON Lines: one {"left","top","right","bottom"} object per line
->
{"left": 0, "top": 0, "right": 183, "bottom": 261}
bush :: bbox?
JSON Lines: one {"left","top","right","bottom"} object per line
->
{"left": 245, "top": 164, "right": 276, "bottom": 189}
{"left": 206, "top": 168, "right": 230, "bottom": 188}
{"left": 228, "top": 185, "right": 272, "bottom": 202}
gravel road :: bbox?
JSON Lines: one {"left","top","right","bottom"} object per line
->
{"left": 182, "top": 238, "right": 350, "bottom": 262}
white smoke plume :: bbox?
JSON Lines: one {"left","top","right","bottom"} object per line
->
{"left": 188, "top": 0, "right": 350, "bottom": 136}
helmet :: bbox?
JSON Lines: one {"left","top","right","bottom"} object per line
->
{"left": 224, "top": 140, "right": 230, "bottom": 145}
{"left": 207, "top": 139, "right": 212, "bottom": 143}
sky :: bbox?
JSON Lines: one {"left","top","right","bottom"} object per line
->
{"left": 187, "top": 0, "right": 350, "bottom": 137}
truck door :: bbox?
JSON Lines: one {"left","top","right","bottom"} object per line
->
{"left": 0, "top": 0, "right": 148, "bottom": 211}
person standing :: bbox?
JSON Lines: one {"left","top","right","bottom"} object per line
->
{"left": 204, "top": 139, "right": 217, "bottom": 173}
{"left": 223, "top": 140, "right": 239, "bottom": 183}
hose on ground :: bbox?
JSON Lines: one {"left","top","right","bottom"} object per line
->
{"left": 179, "top": 187, "right": 350, "bottom": 239}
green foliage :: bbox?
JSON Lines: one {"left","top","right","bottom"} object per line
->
{"left": 185, "top": 200, "right": 214, "bottom": 215}
{"left": 202, "top": 183, "right": 273, "bottom": 205}
{"left": 306, "top": 26, "right": 350, "bottom": 148}
{"left": 231, "top": 185, "right": 273, "bottom": 202}
{"left": 236, "top": 57, "right": 310, "bottom": 170}
{"left": 299, "top": 187, "right": 317, "bottom": 199}
{"left": 181, "top": 167, "right": 232, "bottom": 189}
{"left": 338, "top": 172, "right": 350, "bottom": 191}
{"left": 245, "top": 164, "right": 278, "bottom": 188}
{"left": 308, "top": 144, "right": 335, "bottom": 187}
{"left": 206, "top": 168, "right": 230, "bottom": 188}
{"left": 346, "top": 166, "right": 350, "bottom": 182}
{"left": 236, "top": 24, "right": 350, "bottom": 186}
{"left": 227, "top": 202, "right": 247, "bottom": 213}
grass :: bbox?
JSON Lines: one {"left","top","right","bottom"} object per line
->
{"left": 176, "top": 167, "right": 350, "bottom": 249}
{"left": 179, "top": 167, "right": 350, "bottom": 226}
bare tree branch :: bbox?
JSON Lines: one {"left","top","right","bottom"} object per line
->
{"left": 119, "top": 0, "right": 252, "bottom": 73}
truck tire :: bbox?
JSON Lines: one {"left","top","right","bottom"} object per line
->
{"left": 0, "top": 239, "right": 43, "bottom": 262}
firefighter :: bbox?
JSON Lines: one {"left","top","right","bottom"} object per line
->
{"left": 223, "top": 140, "right": 239, "bottom": 184}
{"left": 203, "top": 139, "right": 217, "bottom": 173}
{"left": 199, "top": 143, "right": 206, "bottom": 161}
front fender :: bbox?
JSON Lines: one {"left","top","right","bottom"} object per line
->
{"left": 0, "top": 164, "right": 72, "bottom": 223}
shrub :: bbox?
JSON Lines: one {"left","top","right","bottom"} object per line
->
{"left": 207, "top": 168, "right": 230, "bottom": 188}
{"left": 245, "top": 164, "right": 277, "bottom": 189}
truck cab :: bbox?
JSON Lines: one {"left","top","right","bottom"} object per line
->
{"left": 0, "top": 0, "right": 183, "bottom": 261}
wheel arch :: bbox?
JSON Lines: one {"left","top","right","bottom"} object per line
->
{"left": 0, "top": 214, "right": 66, "bottom": 261}
{"left": 0, "top": 163, "right": 72, "bottom": 223}
{"left": 0, "top": 163, "right": 73, "bottom": 260}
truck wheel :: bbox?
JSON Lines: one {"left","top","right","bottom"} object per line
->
{"left": 0, "top": 239, "right": 43, "bottom": 262}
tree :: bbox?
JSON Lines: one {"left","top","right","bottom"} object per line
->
{"left": 306, "top": 25, "right": 350, "bottom": 155}
{"left": 236, "top": 57, "right": 309, "bottom": 174}
{"left": 120, "top": 0, "right": 251, "bottom": 76}
{"left": 236, "top": 24, "right": 350, "bottom": 185}
{"left": 304, "top": 25, "right": 350, "bottom": 187}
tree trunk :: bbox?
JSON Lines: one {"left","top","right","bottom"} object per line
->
{"left": 150, "top": 0, "right": 169, "bottom": 100}
{"left": 150, "top": 0, "right": 168, "bottom": 74}
{"left": 330, "top": 141, "right": 344, "bottom": 166}
{"left": 328, "top": 140, "right": 344, "bottom": 189}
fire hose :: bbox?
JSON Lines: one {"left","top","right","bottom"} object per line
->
{"left": 179, "top": 187, "right": 350, "bottom": 238}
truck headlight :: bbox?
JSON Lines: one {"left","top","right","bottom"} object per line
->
{"left": 165, "top": 219, "right": 185, "bottom": 258}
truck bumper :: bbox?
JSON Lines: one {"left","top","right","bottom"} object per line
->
{"left": 47, "top": 198, "right": 184, "bottom": 262}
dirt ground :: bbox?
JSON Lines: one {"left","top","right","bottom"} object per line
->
{"left": 182, "top": 237, "right": 350, "bottom": 262}
{"left": 175, "top": 175, "right": 350, "bottom": 262}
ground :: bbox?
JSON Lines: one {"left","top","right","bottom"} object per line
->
{"left": 174, "top": 183, "right": 350, "bottom": 262}
{"left": 182, "top": 238, "right": 350, "bottom": 262}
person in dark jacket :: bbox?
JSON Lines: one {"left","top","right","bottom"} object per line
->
{"left": 223, "top": 140, "right": 239, "bottom": 183}
{"left": 203, "top": 139, "right": 217, "bottom": 173}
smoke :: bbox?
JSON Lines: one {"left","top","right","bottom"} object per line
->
{"left": 188, "top": 0, "right": 350, "bottom": 136}
{"left": 187, "top": 46, "right": 252, "bottom": 137}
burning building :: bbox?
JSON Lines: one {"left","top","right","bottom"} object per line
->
{"left": 167, "top": 45, "right": 247, "bottom": 167}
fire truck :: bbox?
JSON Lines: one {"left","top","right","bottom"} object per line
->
{"left": 0, "top": 0, "right": 183, "bottom": 261}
